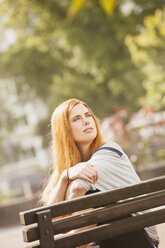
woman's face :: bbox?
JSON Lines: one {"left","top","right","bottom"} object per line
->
{"left": 69, "top": 103, "right": 97, "bottom": 145}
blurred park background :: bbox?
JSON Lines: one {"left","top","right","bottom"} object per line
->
{"left": 0, "top": 0, "right": 165, "bottom": 247}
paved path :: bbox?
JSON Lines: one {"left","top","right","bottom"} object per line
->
{"left": 0, "top": 226, "right": 39, "bottom": 248}
{"left": 0, "top": 224, "right": 165, "bottom": 247}
{"left": 0, "top": 226, "right": 26, "bottom": 248}
{"left": 157, "top": 223, "right": 165, "bottom": 248}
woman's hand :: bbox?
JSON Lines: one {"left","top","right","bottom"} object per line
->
{"left": 68, "top": 162, "right": 98, "bottom": 184}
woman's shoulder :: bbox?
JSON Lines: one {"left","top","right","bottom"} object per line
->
{"left": 94, "top": 141, "right": 123, "bottom": 158}
{"left": 101, "top": 140, "right": 122, "bottom": 151}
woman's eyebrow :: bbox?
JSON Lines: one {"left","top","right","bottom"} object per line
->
{"left": 71, "top": 112, "right": 90, "bottom": 120}
{"left": 71, "top": 114, "right": 81, "bottom": 120}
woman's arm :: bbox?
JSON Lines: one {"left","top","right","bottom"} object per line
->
{"left": 47, "top": 162, "right": 98, "bottom": 205}
{"left": 68, "top": 162, "right": 98, "bottom": 184}
{"left": 65, "top": 180, "right": 96, "bottom": 248}
{"left": 47, "top": 169, "right": 69, "bottom": 205}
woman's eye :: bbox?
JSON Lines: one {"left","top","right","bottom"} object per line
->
{"left": 86, "top": 113, "right": 92, "bottom": 117}
{"left": 73, "top": 117, "right": 80, "bottom": 121}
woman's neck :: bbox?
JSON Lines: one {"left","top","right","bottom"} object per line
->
{"left": 77, "top": 142, "right": 91, "bottom": 162}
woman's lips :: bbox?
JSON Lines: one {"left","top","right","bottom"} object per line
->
{"left": 83, "top": 128, "right": 93, "bottom": 133}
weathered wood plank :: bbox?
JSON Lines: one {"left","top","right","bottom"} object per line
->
{"left": 23, "top": 190, "right": 165, "bottom": 242}
{"left": 26, "top": 208, "right": 165, "bottom": 248}
{"left": 53, "top": 208, "right": 165, "bottom": 248}
{"left": 20, "top": 176, "right": 165, "bottom": 225}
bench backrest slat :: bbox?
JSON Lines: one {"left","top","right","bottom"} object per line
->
{"left": 55, "top": 208, "right": 165, "bottom": 248}
{"left": 23, "top": 190, "right": 165, "bottom": 243}
{"left": 20, "top": 176, "right": 165, "bottom": 248}
{"left": 54, "top": 208, "right": 165, "bottom": 248}
{"left": 26, "top": 208, "right": 165, "bottom": 248}
{"left": 20, "top": 176, "right": 165, "bottom": 225}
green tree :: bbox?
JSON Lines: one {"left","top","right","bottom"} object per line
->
{"left": 126, "top": 8, "right": 165, "bottom": 110}
{"left": 0, "top": 0, "right": 164, "bottom": 118}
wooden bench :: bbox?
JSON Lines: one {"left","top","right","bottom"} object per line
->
{"left": 20, "top": 176, "right": 165, "bottom": 248}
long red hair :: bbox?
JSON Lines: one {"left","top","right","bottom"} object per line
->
{"left": 41, "top": 99, "right": 104, "bottom": 205}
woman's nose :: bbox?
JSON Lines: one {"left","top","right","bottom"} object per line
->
{"left": 83, "top": 118, "right": 89, "bottom": 125}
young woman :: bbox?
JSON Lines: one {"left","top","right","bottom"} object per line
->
{"left": 41, "top": 98, "right": 159, "bottom": 248}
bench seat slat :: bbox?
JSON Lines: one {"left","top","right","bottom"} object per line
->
{"left": 23, "top": 190, "right": 165, "bottom": 243}
{"left": 20, "top": 176, "right": 165, "bottom": 225}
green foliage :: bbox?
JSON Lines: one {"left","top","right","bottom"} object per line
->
{"left": 0, "top": 0, "right": 164, "bottom": 118}
{"left": 156, "top": 149, "right": 165, "bottom": 161}
{"left": 126, "top": 8, "right": 165, "bottom": 110}
{"left": 0, "top": 189, "right": 22, "bottom": 204}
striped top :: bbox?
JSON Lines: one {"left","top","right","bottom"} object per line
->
{"left": 76, "top": 146, "right": 159, "bottom": 246}
{"left": 76, "top": 146, "right": 141, "bottom": 192}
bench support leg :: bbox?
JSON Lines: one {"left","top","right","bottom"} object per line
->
{"left": 37, "top": 209, "right": 54, "bottom": 248}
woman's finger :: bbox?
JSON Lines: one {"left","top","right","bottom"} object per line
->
{"left": 81, "top": 169, "right": 95, "bottom": 181}
{"left": 85, "top": 169, "right": 98, "bottom": 182}
{"left": 85, "top": 165, "right": 98, "bottom": 181}
{"left": 80, "top": 174, "right": 95, "bottom": 184}
{"left": 80, "top": 170, "right": 98, "bottom": 184}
